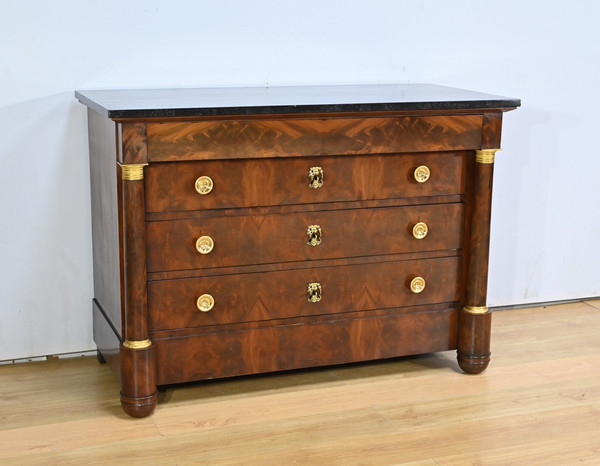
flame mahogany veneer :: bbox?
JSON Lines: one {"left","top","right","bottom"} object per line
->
{"left": 77, "top": 84, "right": 519, "bottom": 417}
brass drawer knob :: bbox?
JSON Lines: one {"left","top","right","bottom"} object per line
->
{"left": 307, "top": 225, "right": 322, "bottom": 246}
{"left": 410, "top": 277, "right": 426, "bottom": 294}
{"left": 414, "top": 165, "right": 430, "bottom": 183}
{"left": 307, "top": 282, "right": 322, "bottom": 303}
{"left": 197, "top": 294, "right": 215, "bottom": 312}
{"left": 309, "top": 166, "right": 324, "bottom": 188}
{"left": 195, "top": 176, "right": 214, "bottom": 195}
{"left": 412, "top": 222, "right": 429, "bottom": 240}
{"left": 196, "top": 235, "right": 214, "bottom": 254}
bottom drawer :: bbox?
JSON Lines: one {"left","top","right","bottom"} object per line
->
{"left": 148, "top": 256, "right": 461, "bottom": 330}
{"left": 153, "top": 307, "right": 459, "bottom": 385}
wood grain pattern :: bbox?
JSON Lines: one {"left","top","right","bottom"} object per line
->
{"left": 147, "top": 256, "right": 462, "bottom": 330}
{"left": 145, "top": 152, "right": 467, "bottom": 212}
{"left": 147, "top": 250, "right": 459, "bottom": 283}
{"left": 481, "top": 112, "right": 503, "bottom": 149}
{"left": 465, "top": 162, "right": 494, "bottom": 307}
{"left": 146, "top": 195, "right": 464, "bottom": 223}
{"left": 153, "top": 307, "right": 459, "bottom": 385}
{"left": 120, "top": 173, "right": 149, "bottom": 341}
{"left": 146, "top": 203, "right": 464, "bottom": 272}
{"left": 120, "top": 122, "right": 147, "bottom": 164}
{"left": 146, "top": 115, "right": 483, "bottom": 161}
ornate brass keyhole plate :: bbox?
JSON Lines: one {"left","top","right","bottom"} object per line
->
{"left": 308, "top": 167, "right": 324, "bottom": 188}
{"left": 307, "top": 282, "right": 322, "bottom": 303}
{"left": 307, "top": 225, "right": 322, "bottom": 246}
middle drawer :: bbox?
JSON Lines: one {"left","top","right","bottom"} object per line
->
{"left": 146, "top": 203, "right": 464, "bottom": 272}
{"left": 148, "top": 255, "right": 462, "bottom": 331}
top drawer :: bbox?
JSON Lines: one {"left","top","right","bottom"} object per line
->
{"left": 146, "top": 115, "right": 483, "bottom": 161}
{"left": 145, "top": 152, "right": 466, "bottom": 213}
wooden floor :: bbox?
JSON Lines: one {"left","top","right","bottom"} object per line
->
{"left": 1, "top": 300, "right": 600, "bottom": 465}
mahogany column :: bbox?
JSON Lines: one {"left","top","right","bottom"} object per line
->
{"left": 117, "top": 122, "right": 157, "bottom": 417}
{"left": 457, "top": 147, "right": 499, "bottom": 374}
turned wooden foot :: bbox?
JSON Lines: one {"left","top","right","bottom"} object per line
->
{"left": 457, "top": 353, "right": 490, "bottom": 374}
{"left": 120, "top": 391, "right": 158, "bottom": 418}
{"left": 457, "top": 308, "right": 491, "bottom": 374}
{"left": 120, "top": 341, "right": 157, "bottom": 418}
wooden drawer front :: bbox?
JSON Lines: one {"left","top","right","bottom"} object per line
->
{"left": 146, "top": 115, "right": 482, "bottom": 162}
{"left": 147, "top": 256, "right": 461, "bottom": 330}
{"left": 145, "top": 152, "right": 466, "bottom": 213}
{"left": 146, "top": 203, "right": 464, "bottom": 272}
{"left": 153, "top": 308, "right": 459, "bottom": 385}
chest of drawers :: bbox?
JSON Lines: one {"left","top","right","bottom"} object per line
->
{"left": 76, "top": 84, "right": 519, "bottom": 417}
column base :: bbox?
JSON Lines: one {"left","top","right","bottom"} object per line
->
{"left": 457, "top": 309, "right": 492, "bottom": 375}
{"left": 120, "top": 391, "right": 158, "bottom": 418}
{"left": 457, "top": 352, "right": 491, "bottom": 374}
{"left": 120, "top": 342, "right": 157, "bottom": 418}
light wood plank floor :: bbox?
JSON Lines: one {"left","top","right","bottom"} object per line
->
{"left": 2, "top": 300, "right": 600, "bottom": 465}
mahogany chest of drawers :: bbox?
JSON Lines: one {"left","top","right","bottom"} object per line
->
{"left": 76, "top": 84, "right": 519, "bottom": 417}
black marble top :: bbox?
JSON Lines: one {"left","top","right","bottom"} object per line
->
{"left": 75, "top": 84, "right": 520, "bottom": 119}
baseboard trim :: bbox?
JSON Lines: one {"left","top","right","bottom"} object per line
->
{"left": 492, "top": 296, "right": 600, "bottom": 312}
{"left": 0, "top": 350, "right": 97, "bottom": 366}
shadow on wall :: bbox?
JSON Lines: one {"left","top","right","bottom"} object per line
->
{"left": 488, "top": 105, "right": 582, "bottom": 306}
{"left": 0, "top": 92, "right": 94, "bottom": 360}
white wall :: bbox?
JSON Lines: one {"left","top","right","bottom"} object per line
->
{"left": 1, "top": 0, "right": 599, "bottom": 360}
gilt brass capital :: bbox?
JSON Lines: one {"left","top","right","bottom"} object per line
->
{"left": 123, "top": 339, "right": 152, "bottom": 349}
{"left": 119, "top": 163, "right": 148, "bottom": 181}
{"left": 475, "top": 149, "right": 500, "bottom": 164}
{"left": 463, "top": 305, "right": 489, "bottom": 315}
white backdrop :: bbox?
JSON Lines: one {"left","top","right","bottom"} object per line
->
{"left": 1, "top": 0, "right": 599, "bottom": 360}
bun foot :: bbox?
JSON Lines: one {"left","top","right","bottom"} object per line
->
{"left": 120, "top": 343, "right": 157, "bottom": 417}
{"left": 120, "top": 391, "right": 158, "bottom": 418}
{"left": 457, "top": 309, "right": 492, "bottom": 375}
{"left": 457, "top": 352, "right": 490, "bottom": 374}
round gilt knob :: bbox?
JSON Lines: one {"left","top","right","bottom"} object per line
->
{"left": 195, "top": 176, "right": 214, "bottom": 195}
{"left": 196, "top": 236, "right": 214, "bottom": 254}
{"left": 410, "top": 277, "right": 426, "bottom": 294}
{"left": 414, "top": 165, "right": 430, "bottom": 183}
{"left": 197, "top": 294, "right": 215, "bottom": 312}
{"left": 412, "top": 222, "right": 429, "bottom": 240}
